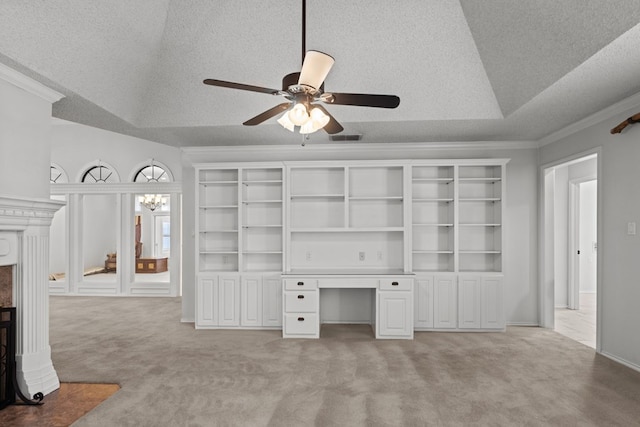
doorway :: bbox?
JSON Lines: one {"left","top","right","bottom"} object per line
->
{"left": 541, "top": 152, "right": 599, "bottom": 349}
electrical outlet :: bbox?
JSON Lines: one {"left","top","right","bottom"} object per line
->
{"left": 306, "top": 251, "right": 312, "bottom": 261}
{"left": 222, "top": 255, "right": 228, "bottom": 264}
{"left": 359, "top": 252, "right": 365, "bottom": 261}
{"left": 377, "top": 251, "right": 383, "bottom": 261}
{"left": 628, "top": 222, "right": 636, "bottom": 235}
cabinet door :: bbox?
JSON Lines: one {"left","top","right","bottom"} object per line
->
{"left": 196, "top": 276, "right": 218, "bottom": 327}
{"left": 241, "top": 275, "right": 262, "bottom": 327}
{"left": 481, "top": 276, "right": 504, "bottom": 329}
{"left": 458, "top": 276, "right": 481, "bottom": 329}
{"left": 433, "top": 275, "right": 457, "bottom": 328}
{"left": 377, "top": 291, "right": 413, "bottom": 338}
{"left": 414, "top": 276, "right": 434, "bottom": 328}
{"left": 262, "top": 275, "right": 282, "bottom": 327}
{"left": 218, "top": 274, "right": 240, "bottom": 326}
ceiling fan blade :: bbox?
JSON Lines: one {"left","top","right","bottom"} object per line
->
{"left": 203, "top": 79, "right": 281, "bottom": 95}
{"left": 298, "top": 50, "right": 335, "bottom": 91}
{"left": 313, "top": 104, "right": 344, "bottom": 134}
{"left": 325, "top": 92, "right": 400, "bottom": 109}
{"left": 243, "top": 103, "right": 291, "bottom": 126}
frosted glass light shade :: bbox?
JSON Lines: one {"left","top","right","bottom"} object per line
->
{"left": 299, "top": 50, "right": 335, "bottom": 91}
{"left": 300, "top": 107, "right": 330, "bottom": 134}
{"left": 288, "top": 103, "right": 310, "bottom": 126}
{"left": 277, "top": 113, "right": 295, "bottom": 132}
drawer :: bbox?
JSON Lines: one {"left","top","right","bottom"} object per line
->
{"left": 284, "top": 313, "right": 318, "bottom": 336}
{"left": 284, "top": 291, "right": 318, "bottom": 313}
{"left": 379, "top": 278, "right": 413, "bottom": 291}
{"left": 284, "top": 279, "right": 318, "bottom": 291}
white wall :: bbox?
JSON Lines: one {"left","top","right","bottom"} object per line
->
{"left": 181, "top": 144, "right": 539, "bottom": 325}
{"left": 553, "top": 166, "right": 569, "bottom": 307}
{"left": 0, "top": 79, "right": 52, "bottom": 199}
{"left": 82, "top": 194, "right": 117, "bottom": 269}
{"left": 540, "top": 101, "right": 640, "bottom": 370}
{"left": 50, "top": 120, "right": 182, "bottom": 183}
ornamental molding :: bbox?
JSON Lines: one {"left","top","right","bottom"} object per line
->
{"left": 0, "top": 195, "right": 65, "bottom": 229}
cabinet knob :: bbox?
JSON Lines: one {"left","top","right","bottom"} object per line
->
{"left": 297, "top": 295, "right": 305, "bottom": 299}
{"left": 297, "top": 281, "right": 304, "bottom": 286}
{"left": 392, "top": 281, "right": 399, "bottom": 286}
{"left": 297, "top": 317, "right": 305, "bottom": 321}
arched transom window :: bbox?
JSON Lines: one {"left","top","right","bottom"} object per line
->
{"left": 82, "top": 165, "right": 117, "bottom": 183}
{"left": 50, "top": 165, "right": 68, "bottom": 183}
{"left": 134, "top": 163, "right": 171, "bottom": 183}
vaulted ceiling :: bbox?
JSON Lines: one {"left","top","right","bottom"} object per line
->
{"left": 1, "top": 1, "right": 640, "bottom": 147}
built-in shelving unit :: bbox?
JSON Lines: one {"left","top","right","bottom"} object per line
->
{"left": 286, "top": 163, "right": 407, "bottom": 273}
{"left": 195, "top": 159, "right": 507, "bottom": 333}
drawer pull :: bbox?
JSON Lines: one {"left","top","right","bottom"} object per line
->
{"left": 297, "top": 281, "right": 304, "bottom": 286}
{"left": 297, "top": 295, "right": 305, "bottom": 299}
{"left": 392, "top": 281, "right": 399, "bottom": 286}
{"left": 297, "top": 317, "right": 305, "bottom": 321}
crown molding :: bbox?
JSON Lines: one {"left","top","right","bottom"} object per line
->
{"left": 0, "top": 62, "right": 64, "bottom": 104}
{"left": 538, "top": 90, "right": 640, "bottom": 147}
{"left": 50, "top": 182, "right": 182, "bottom": 195}
{"left": 182, "top": 140, "right": 537, "bottom": 161}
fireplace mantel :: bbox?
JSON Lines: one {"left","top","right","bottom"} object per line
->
{"left": 0, "top": 195, "right": 65, "bottom": 231}
{"left": 0, "top": 194, "right": 64, "bottom": 397}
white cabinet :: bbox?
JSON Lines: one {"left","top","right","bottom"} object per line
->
{"left": 458, "top": 276, "right": 482, "bottom": 329}
{"left": 378, "top": 291, "right": 413, "bottom": 339}
{"left": 414, "top": 276, "right": 434, "bottom": 329}
{"left": 481, "top": 276, "right": 504, "bottom": 329}
{"left": 433, "top": 275, "right": 458, "bottom": 329}
{"left": 241, "top": 275, "right": 262, "bottom": 327}
{"left": 457, "top": 275, "right": 504, "bottom": 330}
{"left": 197, "top": 273, "right": 281, "bottom": 329}
{"left": 262, "top": 275, "right": 282, "bottom": 327}
{"left": 218, "top": 274, "right": 240, "bottom": 326}
{"left": 196, "top": 275, "right": 218, "bottom": 327}
{"left": 282, "top": 278, "right": 319, "bottom": 338}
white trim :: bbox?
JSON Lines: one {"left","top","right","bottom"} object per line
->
{"left": 538, "top": 90, "right": 640, "bottom": 147}
{"left": 600, "top": 351, "right": 640, "bottom": 374}
{"left": 183, "top": 141, "right": 537, "bottom": 160}
{"left": 506, "top": 322, "right": 540, "bottom": 326}
{"left": 51, "top": 182, "right": 181, "bottom": 195}
{"left": 0, "top": 62, "right": 64, "bottom": 103}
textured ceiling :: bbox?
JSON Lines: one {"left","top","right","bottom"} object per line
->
{"left": 1, "top": 0, "right": 639, "bottom": 147}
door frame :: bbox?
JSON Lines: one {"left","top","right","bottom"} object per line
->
{"left": 539, "top": 147, "right": 602, "bottom": 352}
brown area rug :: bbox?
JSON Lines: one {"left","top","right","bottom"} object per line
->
{"left": 0, "top": 383, "right": 119, "bottom": 427}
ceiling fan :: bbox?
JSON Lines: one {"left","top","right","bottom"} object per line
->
{"left": 203, "top": 0, "right": 400, "bottom": 135}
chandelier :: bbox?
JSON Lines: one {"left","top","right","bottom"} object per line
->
{"left": 139, "top": 194, "right": 167, "bottom": 211}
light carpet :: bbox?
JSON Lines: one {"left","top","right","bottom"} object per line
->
{"left": 49, "top": 296, "right": 640, "bottom": 426}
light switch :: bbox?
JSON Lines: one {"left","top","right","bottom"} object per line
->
{"left": 628, "top": 222, "right": 636, "bottom": 235}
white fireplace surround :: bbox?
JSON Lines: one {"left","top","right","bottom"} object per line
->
{"left": 0, "top": 195, "right": 65, "bottom": 396}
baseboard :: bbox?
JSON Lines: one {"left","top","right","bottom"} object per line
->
{"left": 600, "top": 351, "right": 640, "bottom": 373}
{"left": 181, "top": 317, "right": 195, "bottom": 323}
{"left": 506, "top": 322, "right": 540, "bottom": 326}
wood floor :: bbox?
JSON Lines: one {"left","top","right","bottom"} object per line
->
{"left": 555, "top": 292, "right": 596, "bottom": 348}
{"left": 0, "top": 383, "right": 119, "bottom": 427}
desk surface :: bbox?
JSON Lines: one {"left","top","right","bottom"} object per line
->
{"left": 283, "top": 270, "right": 414, "bottom": 277}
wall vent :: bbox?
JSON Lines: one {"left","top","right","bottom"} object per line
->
{"left": 328, "top": 134, "right": 362, "bottom": 142}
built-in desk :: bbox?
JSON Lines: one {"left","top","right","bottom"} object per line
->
{"left": 281, "top": 273, "right": 414, "bottom": 339}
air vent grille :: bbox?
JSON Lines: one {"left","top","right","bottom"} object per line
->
{"left": 328, "top": 134, "right": 363, "bottom": 142}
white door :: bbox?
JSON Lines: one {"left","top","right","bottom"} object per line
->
{"left": 154, "top": 215, "right": 171, "bottom": 258}
{"left": 481, "top": 276, "right": 504, "bottom": 329}
{"left": 196, "top": 276, "right": 218, "bottom": 327}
